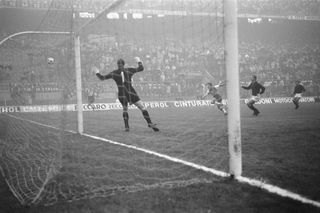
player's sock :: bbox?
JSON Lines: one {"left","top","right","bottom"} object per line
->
{"left": 293, "top": 99, "right": 299, "bottom": 109}
{"left": 142, "top": 110, "right": 159, "bottom": 132}
{"left": 247, "top": 103, "right": 255, "bottom": 111}
{"left": 218, "top": 105, "right": 227, "bottom": 115}
{"left": 123, "top": 112, "right": 129, "bottom": 131}
{"left": 142, "top": 110, "right": 152, "bottom": 124}
{"left": 222, "top": 108, "right": 227, "bottom": 115}
{"left": 248, "top": 104, "right": 260, "bottom": 116}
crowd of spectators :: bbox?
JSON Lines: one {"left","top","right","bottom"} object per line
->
{"left": 1, "top": 15, "right": 320, "bottom": 104}
{"left": 238, "top": 41, "right": 320, "bottom": 97}
{"left": 2, "top": 33, "right": 320, "bottom": 105}
{"left": 1, "top": 0, "right": 320, "bottom": 16}
{"left": 237, "top": 0, "right": 320, "bottom": 16}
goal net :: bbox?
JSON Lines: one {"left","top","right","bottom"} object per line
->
{"left": 0, "top": 0, "right": 228, "bottom": 206}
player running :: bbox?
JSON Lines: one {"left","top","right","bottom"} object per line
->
{"left": 241, "top": 75, "right": 265, "bottom": 116}
{"left": 94, "top": 57, "right": 159, "bottom": 132}
{"left": 292, "top": 80, "right": 305, "bottom": 109}
{"left": 202, "top": 81, "right": 228, "bottom": 115}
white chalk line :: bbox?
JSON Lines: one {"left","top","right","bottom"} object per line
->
{"left": 6, "top": 114, "right": 320, "bottom": 208}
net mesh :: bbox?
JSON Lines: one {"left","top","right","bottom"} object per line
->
{"left": 0, "top": 0, "right": 227, "bottom": 206}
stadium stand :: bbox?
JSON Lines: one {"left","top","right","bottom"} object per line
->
{"left": 0, "top": 0, "right": 320, "bottom": 105}
{"left": 1, "top": 0, "right": 320, "bottom": 16}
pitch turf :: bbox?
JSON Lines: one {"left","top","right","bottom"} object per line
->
{"left": 1, "top": 102, "right": 320, "bottom": 212}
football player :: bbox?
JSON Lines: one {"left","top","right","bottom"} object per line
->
{"left": 94, "top": 57, "right": 159, "bottom": 132}
{"left": 202, "top": 81, "right": 228, "bottom": 115}
{"left": 293, "top": 80, "right": 306, "bottom": 109}
{"left": 242, "top": 75, "right": 265, "bottom": 116}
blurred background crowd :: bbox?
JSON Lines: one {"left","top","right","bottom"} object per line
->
{"left": 1, "top": 0, "right": 320, "bottom": 16}
{"left": 0, "top": 0, "right": 320, "bottom": 105}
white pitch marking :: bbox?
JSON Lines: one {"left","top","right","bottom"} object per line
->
{"left": 7, "top": 114, "right": 320, "bottom": 208}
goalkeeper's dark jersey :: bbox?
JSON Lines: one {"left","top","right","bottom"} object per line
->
{"left": 96, "top": 62, "right": 143, "bottom": 105}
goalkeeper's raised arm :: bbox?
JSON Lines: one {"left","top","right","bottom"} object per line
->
{"left": 93, "top": 66, "right": 112, "bottom": 81}
{"left": 130, "top": 56, "right": 144, "bottom": 73}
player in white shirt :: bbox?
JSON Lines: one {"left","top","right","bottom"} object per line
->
{"left": 202, "top": 81, "right": 227, "bottom": 115}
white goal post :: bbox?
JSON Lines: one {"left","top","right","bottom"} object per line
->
{"left": 224, "top": 0, "right": 242, "bottom": 177}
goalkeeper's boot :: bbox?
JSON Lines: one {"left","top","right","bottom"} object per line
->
{"left": 148, "top": 123, "right": 159, "bottom": 132}
{"left": 125, "top": 127, "right": 130, "bottom": 132}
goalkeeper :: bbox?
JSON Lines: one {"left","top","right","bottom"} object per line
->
{"left": 94, "top": 57, "right": 159, "bottom": 132}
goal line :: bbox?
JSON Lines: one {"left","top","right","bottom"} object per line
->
{"left": 5, "top": 114, "right": 320, "bottom": 209}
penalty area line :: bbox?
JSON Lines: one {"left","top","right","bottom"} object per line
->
{"left": 7, "top": 114, "right": 320, "bottom": 208}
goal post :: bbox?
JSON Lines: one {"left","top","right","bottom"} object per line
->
{"left": 74, "top": 34, "right": 83, "bottom": 134}
{"left": 72, "top": 0, "right": 128, "bottom": 134}
{"left": 0, "top": 30, "right": 75, "bottom": 204}
{"left": 224, "top": 0, "right": 242, "bottom": 177}
{"left": 0, "top": 31, "right": 85, "bottom": 134}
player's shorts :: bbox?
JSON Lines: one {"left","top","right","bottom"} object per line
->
{"left": 250, "top": 95, "right": 260, "bottom": 103}
{"left": 88, "top": 95, "right": 95, "bottom": 104}
{"left": 294, "top": 93, "right": 302, "bottom": 98}
{"left": 213, "top": 94, "right": 222, "bottom": 103}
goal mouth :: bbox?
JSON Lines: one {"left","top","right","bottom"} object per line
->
{"left": 0, "top": 113, "right": 226, "bottom": 205}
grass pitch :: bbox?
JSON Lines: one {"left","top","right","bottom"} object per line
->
{"left": 1, "top": 102, "right": 320, "bottom": 212}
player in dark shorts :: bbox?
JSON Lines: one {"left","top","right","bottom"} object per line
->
{"left": 292, "top": 80, "right": 306, "bottom": 109}
{"left": 87, "top": 89, "right": 96, "bottom": 110}
{"left": 242, "top": 75, "right": 265, "bottom": 116}
{"left": 202, "top": 81, "right": 227, "bottom": 115}
{"left": 94, "top": 57, "right": 159, "bottom": 132}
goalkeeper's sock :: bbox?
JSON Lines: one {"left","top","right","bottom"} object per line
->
{"left": 142, "top": 110, "right": 159, "bottom": 132}
{"left": 142, "top": 110, "right": 152, "bottom": 124}
{"left": 123, "top": 112, "right": 129, "bottom": 131}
